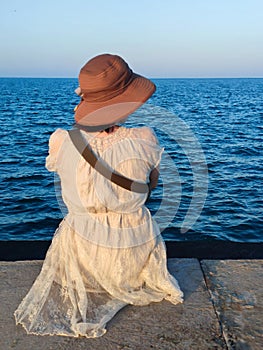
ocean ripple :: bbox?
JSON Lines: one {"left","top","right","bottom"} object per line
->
{"left": 0, "top": 77, "right": 262, "bottom": 242}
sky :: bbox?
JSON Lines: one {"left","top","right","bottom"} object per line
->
{"left": 0, "top": 0, "right": 262, "bottom": 78}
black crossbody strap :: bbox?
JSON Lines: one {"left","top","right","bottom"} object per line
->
{"left": 68, "top": 129, "right": 150, "bottom": 194}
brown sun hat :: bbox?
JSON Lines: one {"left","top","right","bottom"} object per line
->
{"left": 74, "top": 54, "right": 156, "bottom": 131}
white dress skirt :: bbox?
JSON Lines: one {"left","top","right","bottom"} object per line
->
{"left": 14, "top": 126, "right": 183, "bottom": 338}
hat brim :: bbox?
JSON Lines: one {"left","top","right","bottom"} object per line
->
{"left": 74, "top": 73, "right": 156, "bottom": 129}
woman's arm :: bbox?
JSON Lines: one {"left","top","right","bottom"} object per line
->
{"left": 149, "top": 167, "right": 160, "bottom": 190}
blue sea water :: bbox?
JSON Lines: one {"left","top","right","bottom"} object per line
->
{"left": 0, "top": 77, "right": 262, "bottom": 242}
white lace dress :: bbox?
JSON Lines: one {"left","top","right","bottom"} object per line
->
{"left": 14, "top": 126, "right": 183, "bottom": 338}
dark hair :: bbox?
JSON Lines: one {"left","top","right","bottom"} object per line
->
{"left": 104, "top": 126, "right": 116, "bottom": 134}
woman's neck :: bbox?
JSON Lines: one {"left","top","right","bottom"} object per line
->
{"left": 98, "top": 125, "right": 120, "bottom": 137}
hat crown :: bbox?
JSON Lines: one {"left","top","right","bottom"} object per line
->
{"left": 79, "top": 54, "right": 133, "bottom": 96}
{"left": 74, "top": 53, "right": 156, "bottom": 129}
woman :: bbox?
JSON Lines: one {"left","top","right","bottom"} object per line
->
{"left": 14, "top": 54, "right": 183, "bottom": 338}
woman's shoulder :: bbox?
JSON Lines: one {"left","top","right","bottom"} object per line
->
{"left": 49, "top": 128, "right": 68, "bottom": 142}
{"left": 46, "top": 129, "right": 68, "bottom": 171}
{"left": 49, "top": 128, "right": 68, "bottom": 139}
{"left": 128, "top": 126, "right": 158, "bottom": 144}
{"left": 48, "top": 128, "right": 68, "bottom": 152}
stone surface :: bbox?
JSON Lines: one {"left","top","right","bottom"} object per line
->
{"left": 0, "top": 259, "right": 225, "bottom": 350}
{"left": 201, "top": 260, "right": 263, "bottom": 350}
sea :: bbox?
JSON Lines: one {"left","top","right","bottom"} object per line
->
{"left": 0, "top": 77, "right": 262, "bottom": 242}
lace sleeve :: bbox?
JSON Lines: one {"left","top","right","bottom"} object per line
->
{"left": 141, "top": 127, "right": 163, "bottom": 168}
{"left": 131, "top": 127, "right": 164, "bottom": 171}
{"left": 45, "top": 129, "right": 67, "bottom": 172}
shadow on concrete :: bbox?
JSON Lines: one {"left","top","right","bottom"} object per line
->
{"left": 0, "top": 240, "right": 263, "bottom": 261}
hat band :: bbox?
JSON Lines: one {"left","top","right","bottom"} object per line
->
{"left": 74, "top": 122, "right": 114, "bottom": 132}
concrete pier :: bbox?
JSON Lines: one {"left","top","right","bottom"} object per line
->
{"left": 0, "top": 258, "right": 262, "bottom": 350}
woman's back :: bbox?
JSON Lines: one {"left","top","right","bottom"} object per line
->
{"left": 46, "top": 126, "right": 163, "bottom": 214}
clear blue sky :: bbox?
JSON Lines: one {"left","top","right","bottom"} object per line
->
{"left": 0, "top": 0, "right": 262, "bottom": 78}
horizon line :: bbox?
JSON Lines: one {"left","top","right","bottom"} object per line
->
{"left": 0, "top": 76, "right": 263, "bottom": 79}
